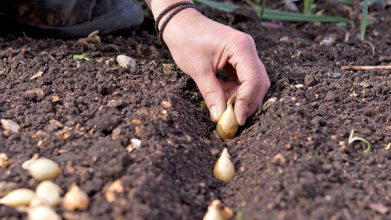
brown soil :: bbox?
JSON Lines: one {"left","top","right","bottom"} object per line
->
{"left": 1, "top": 1, "right": 391, "bottom": 220}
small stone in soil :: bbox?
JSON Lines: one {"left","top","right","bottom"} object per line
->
{"left": 1, "top": 119, "right": 21, "bottom": 133}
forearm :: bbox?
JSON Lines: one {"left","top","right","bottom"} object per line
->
{"left": 145, "top": 0, "right": 193, "bottom": 19}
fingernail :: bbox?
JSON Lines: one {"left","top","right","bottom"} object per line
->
{"left": 210, "top": 106, "right": 219, "bottom": 123}
{"left": 238, "top": 115, "right": 246, "bottom": 126}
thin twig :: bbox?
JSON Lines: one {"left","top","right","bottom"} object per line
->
{"left": 341, "top": 66, "right": 391, "bottom": 70}
{"left": 90, "top": 99, "right": 102, "bottom": 116}
{"left": 104, "top": 67, "right": 119, "bottom": 73}
{"left": 379, "top": 56, "right": 391, "bottom": 62}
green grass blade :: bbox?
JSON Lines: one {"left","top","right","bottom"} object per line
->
{"left": 194, "top": 0, "right": 237, "bottom": 12}
{"left": 360, "top": 0, "right": 369, "bottom": 40}
{"left": 194, "top": 0, "right": 350, "bottom": 23}
{"left": 304, "top": 0, "right": 315, "bottom": 14}
{"left": 338, "top": 0, "right": 390, "bottom": 6}
{"left": 259, "top": 0, "right": 266, "bottom": 20}
{"left": 338, "top": 0, "right": 353, "bottom": 5}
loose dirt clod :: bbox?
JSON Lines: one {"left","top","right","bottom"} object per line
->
{"left": 368, "top": 203, "right": 388, "bottom": 214}
{"left": 359, "top": 81, "right": 371, "bottom": 88}
{"left": 111, "top": 127, "right": 121, "bottom": 141}
{"left": 55, "top": 127, "right": 71, "bottom": 140}
{"left": 104, "top": 179, "right": 124, "bottom": 203}
{"left": 25, "top": 88, "right": 45, "bottom": 100}
{"left": 49, "top": 119, "right": 63, "bottom": 128}
{"left": 0, "top": 153, "right": 11, "bottom": 168}
{"left": 271, "top": 153, "right": 287, "bottom": 166}
{"left": 51, "top": 95, "right": 61, "bottom": 103}
{"left": 161, "top": 100, "right": 172, "bottom": 108}
{"left": 107, "top": 100, "right": 123, "bottom": 108}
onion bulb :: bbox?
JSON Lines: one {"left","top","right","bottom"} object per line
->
{"left": 63, "top": 183, "right": 89, "bottom": 211}
{"left": 35, "top": 181, "right": 62, "bottom": 206}
{"left": 30, "top": 197, "right": 50, "bottom": 208}
{"left": 27, "top": 205, "right": 61, "bottom": 220}
{"left": 0, "top": 188, "right": 35, "bottom": 207}
{"left": 22, "top": 156, "right": 61, "bottom": 181}
{"left": 203, "top": 200, "right": 225, "bottom": 220}
{"left": 216, "top": 93, "right": 238, "bottom": 141}
{"left": 213, "top": 148, "right": 235, "bottom": 183}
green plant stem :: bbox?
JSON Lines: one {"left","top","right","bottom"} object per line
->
{"left": 304, "top": 0, "right": 315, "bottom": 14}
{"left": 259, "top": 0, "right": 266, "bottom": 20}
{"left": 360, "top": 0, "right": 369, "bottom": 40}
{"left": 338, "top": 0, "right": 390, "bottom": 6}
{"left": 348, "top": 130, "right": 371, "bottom": 152}
{"left": 73, "top": 54, "right": 89, "bottom": 60}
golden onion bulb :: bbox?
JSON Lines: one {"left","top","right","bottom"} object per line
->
{"left": 216, "top": 93, "right": 239, "bottom": 141}
{"left": 213, "top": 148, "right": 235, "bottom": 183}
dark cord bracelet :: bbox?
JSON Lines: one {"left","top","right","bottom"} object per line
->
{"left": 154, "top": 2, "right": 193, "bottom": 35}
{"left": 155, "top": 2, "right": 200, "bottom": 49}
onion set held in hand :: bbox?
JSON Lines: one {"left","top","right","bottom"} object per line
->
{"left": 216, "top": 93, "right": 239, "bottom": 141}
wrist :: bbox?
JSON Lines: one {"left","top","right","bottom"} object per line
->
{"left": 161, "top": 8, "right": 203, "bottom": 48}
{"left": 149, "top": 0, "right": 194, "bottom": 20}
{"left": 152, "top": 1, "right": 202, "bottom": 49}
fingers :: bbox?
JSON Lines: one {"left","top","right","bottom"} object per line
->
{"left": 235, "top": 62, "right": 269, "bottom": 125}
{"left": 192, "top": 71, "right": 227, "bottom": 123}
{"left": 229, "top": 35, "right": 270, "bottom": 126}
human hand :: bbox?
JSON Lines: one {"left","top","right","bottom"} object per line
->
{"left": 162, "top": 9, "right": 270, "bottom": 125}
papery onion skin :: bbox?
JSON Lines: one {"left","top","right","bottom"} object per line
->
{"left": 213, "top": 148, "right": 235, "bottom": 183}
{"left": 203, "top": 200, "right": 225, "bottom": 220}
{"left": 35, "top": 181, "right": 61, "bottom": 206}
{"left": 28, "top": 205, "right": 61, "bottom": 220}
{"left": 63, "top": 184, "right": 89, "bottom": 211}
{"left": 25, "top": 158, "right": 61, "bottom": 181}
{"left": 216, "top": 93, "right": 239, "bottom": 141}
{"left": 0, "top": 188, "right": 36, "bottom": 207}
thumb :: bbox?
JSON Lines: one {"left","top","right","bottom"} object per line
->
{"left": 193, "top": 72, "right": 226, "bottom": 123}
